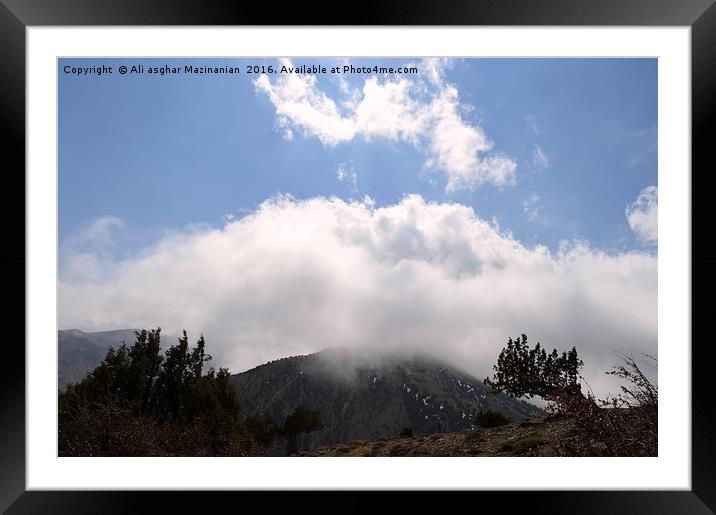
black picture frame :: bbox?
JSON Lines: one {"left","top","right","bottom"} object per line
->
{"left": 2, "top": 0, "right": 714, "bottom": 512}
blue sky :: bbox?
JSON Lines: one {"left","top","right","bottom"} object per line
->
{"left": 59, "top": 58, "right": 656, "bottom": 255}
{"left": 58, "top": 58, "right": 658, "bottom": 388}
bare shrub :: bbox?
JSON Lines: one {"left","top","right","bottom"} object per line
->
{"left": 58, "top": 399, "right": 250, "bottom": 457}
{"left": 552, "top": 353, "right": 657, "bottom": 457}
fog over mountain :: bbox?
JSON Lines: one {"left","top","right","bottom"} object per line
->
{"left": 231, "top": 348, "right": 542, "bottom": 451}
{"left": 59, "top": 194, "right": 657, "bottom": 397}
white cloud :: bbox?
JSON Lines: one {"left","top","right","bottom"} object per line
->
{"left": 421, "top": 57, "right": 453, "bottom": 86}
{"left": 69, "top": 216, "right": 125, "bottom": 247}
{"left": 254, "top": 59, "right": 355, "bottom": 146}
{"left": 532, "top": 144, "right": 550, "bottom": 170}
{"left": 349, "top": 77, "right": 426, "bottom": 146}
{"left": 336, "top": 161, "right": 358, "bottom": 192}
{"left": 426, "top": 86, "right": 516, "bottom": 191}
{"left": 254, "top": 59, "right": 517, "bottom": 192}
{"left": 273, "top": 116, "right": 294, "bottom": 141}
{"left": 626, "top": 186, "right": 658, "bottom": 244}
{"left": 60, "top": 196, "right": 656, "bottom": 397}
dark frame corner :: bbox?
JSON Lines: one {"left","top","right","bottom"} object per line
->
{"left": 2, "top": 0, "right": 714, "bottom": 512}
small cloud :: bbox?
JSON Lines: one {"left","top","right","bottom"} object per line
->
{"left": 274, "top": 116, "right": 295, "bottom": 141}
{"left": 67, "top": 216, "right": 125, "bottom": 249}
{"left": 626, "top": 186, "right": 657, "bottom": 245}
{"left": 532, "top": 145, "right": 550, "bottom": 170}
{"left": 336, "top": 161, "right": 358, "bottom": 192}
{"left": 421, "top": 58, "right": 453, "bottom": 86}
{"left": 60, "top": 216, "right": 126, "bottom": 283}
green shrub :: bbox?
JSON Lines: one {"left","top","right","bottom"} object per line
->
{"left": 399, "top": 426, "right": 414, "bottom": 438}
{"left": 474, "top": 410, "right": 511, "bottom": 428}
{"left": 244, "top": 414, "right": 279, "bottom": 448}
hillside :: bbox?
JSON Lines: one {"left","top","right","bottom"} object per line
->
{"left": 58, "top": 329, "right": 139, "bottom": 389}
{"left": 231, "top": 348, "right": 541, "bottom": 452}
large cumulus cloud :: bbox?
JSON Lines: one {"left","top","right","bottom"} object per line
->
{"left": 59, "top": 195, "right": 657, "bottom": 397}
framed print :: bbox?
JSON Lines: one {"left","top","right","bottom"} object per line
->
{"left": 2, "top": 0, "right": 715, "bottom": 512}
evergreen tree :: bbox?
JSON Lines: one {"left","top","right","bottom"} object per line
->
{"left": 245, "top": 415, "right": 280, "bottom": 448}
{"left": 156, "top": 330, "right": 191, "bottom": 421}
{"left": 60, "top": 343, "right": 131, "bottom": 409}
{"left": 484, "top": 334, "right": 583, "bottom": 401}
{"left": 126, "top": 328, "right": 163, "bottom": 415}
{"left": 282, "top": 405, "right": 323, "bottom": 456}
{"left": 59, "top": 327, "right": 244, "bottom": 456}
{"left": 187, "top": 367, "right": 241, "bottom": 453}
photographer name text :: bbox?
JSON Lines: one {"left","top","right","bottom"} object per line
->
{"left": 62, "top": 63, "right": 420, "bottom": 78}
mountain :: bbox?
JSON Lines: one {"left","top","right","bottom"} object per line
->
{"left": 58, "top": 329, "right": 139, "bottom": 389}
{"left": 230, "top": 348, "right": 542, "bottom": 452}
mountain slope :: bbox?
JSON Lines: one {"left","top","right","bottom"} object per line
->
{"left": 58, "top": 329, "right": 139, "bottom": 389}
{"left": 231, "top": 348, "right": 541, "bottom": 451}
